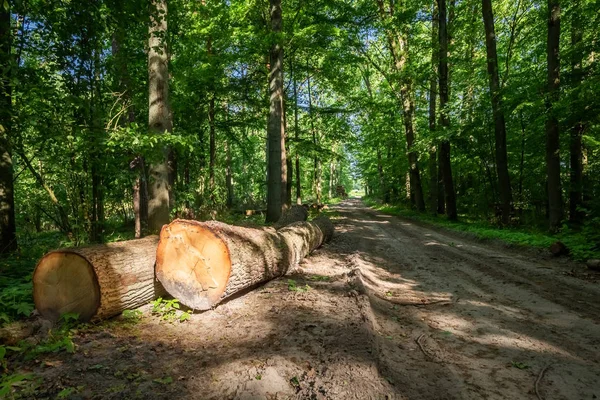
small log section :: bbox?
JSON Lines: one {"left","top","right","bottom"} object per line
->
{"left": 33, "top": 236, "right": 166, "bottom": 322}
{"left": 156, "top": 216, "right": 334, "bottom": 310}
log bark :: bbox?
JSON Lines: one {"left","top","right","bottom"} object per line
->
{"left": 33, "top": 236, "right": 165, "bottom": 322}
{"left": 156, "top": 216, "right": 334, "bottom": 310}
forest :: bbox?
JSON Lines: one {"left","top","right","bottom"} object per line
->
{"left": 1, "top": 0, "right": 599, "bottom": 252}
{"left": 0, "top": 0, "right": 600, "bottom": 398}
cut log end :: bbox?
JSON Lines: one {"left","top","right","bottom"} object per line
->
{"left": 33, "top": 252, "right": 101, "bottom": 322}
{"left": 156, "top": 220, "right": 232, "bottom": 310}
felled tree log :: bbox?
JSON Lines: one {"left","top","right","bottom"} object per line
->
{"left": 156, "top": 216, "right": 334, "bottom": 310}
{"left": 33, "top": 236, "right": 165, "bottom": 322}
{"left": 274, "top": 204, "right": 308, "bottom": 229}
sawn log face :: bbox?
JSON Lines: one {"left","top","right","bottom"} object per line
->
{"left": 156, "top": 217, "right": 333, "bottom": 310}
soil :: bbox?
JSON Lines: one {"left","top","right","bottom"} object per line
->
{"left": 7, "top": 199, "right": 600, "bottom": 399}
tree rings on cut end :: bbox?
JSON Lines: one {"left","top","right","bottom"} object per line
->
{"left": 33, "top": 252, "right": 101, "bottom": 322}
{"left": 156, "top": 220, "right": 232, "bottom": 310}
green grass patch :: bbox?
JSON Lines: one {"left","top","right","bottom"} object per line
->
{"left": 364, "top": 198, "right": 600, "bottom": 262}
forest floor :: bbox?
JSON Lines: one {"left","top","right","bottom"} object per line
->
{"left": 5, "top": 199, "right": 600, "bottom": 399}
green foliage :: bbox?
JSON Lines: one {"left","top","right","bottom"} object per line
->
{"left": 0, "top": 313, "right": 80, "bottom": 399}
{"left": 511, "top": 361, "right": 529, "bottom": 370}
{"left": 152, "top": 376, "right": 173, "bottom": 385}
{"left": 151, "top": 298, "right": 190, "bottom": 323}
{"left": 121, "top": 309, "right": 144, "bottom": 322}
{"left": 287, "top": 279, "right": 310, "bottom": 292}
{"left": 0, "top": 372, "right": 38, "bottom": 400}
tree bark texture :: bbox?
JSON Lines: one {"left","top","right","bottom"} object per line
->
{"left": 226, "top": 140, "right": 234, "bottom": 208}
{"left": 148, "top": 0, "right": 173, "bottom": 232}
{"left": 155, "top": 216, "right": 333, "bottom": 310}
{"left": 33, "top": 236, "right": 165, "bottom": 322}
{"left": 438, "top": 0, "right": 457, "bottom": 220}
{"left": 0, "top": 7, "right": 17, "bottom": 253}
{"left": 266, "top": 0, "right": 287, "bottom": 223}
{"left": 376, "top": 0, "right": 425, "bottom": 212}
{"left": 428, "top": 0, "right": 439, "bottom": 215}
{"left": 482, "top": 0, "right": 512, "bottom": 224}
{"left": 546, "top": 0, "right": 562, "bottom": 230}
{"left": 292, "top": 63, "right": 302, "bottom": 205}
{"left": 569, "top": 0, "right": 583, "bottom": 223}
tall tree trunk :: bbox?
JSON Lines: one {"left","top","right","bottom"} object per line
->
{"left": 266, "top": 0, "right": 287, "bottom": 222}
{"left": 377, "top": 147, "right": 385, "bottom": 200}
{"left": 376, "top": 0, "right": 425, "bottom": 211}
{"left": 316, "top": 159, "right": 322, "bottom": 204}
{"left": 284, "top": 96, "right": 292, "bottom": 207}
{"left": 428, "top": 1, "right": 439, "bottom": 215}
{"left": 482, "top": 0, "right": 512, "bottom": 225}
{"left": 438, "top": 0, "right": 457, "bottom": 220}
{"left": 437, "top": 151, "right": 445, "bottom": 214}
{"left": 226, "top": 140, "right": 234, "bottom": 208}
{"left": 208, "top": 95, "right": 216, "bottom": 204}
{"left": 307, "top": 61, "right": 320, "bottom": 204}
{"left": 148, "top": 0, "right": 173, "bottom": 232}
{"left": 292, "top": 63, "right": 301, "bottom": 205}
{"left": 329, "top": 161, "right": 335, "bottom": 199}
{"left": 0, "top": 6, "right": 16, "bottom": 253}
{"left": 286, "top": 156, "right": 293, "bottom": 205}
{"left": 569, "top": 0, "right": 583, "bottom": 224}
{"left": 546, "top": 0, "right": 562, "bottom": 230}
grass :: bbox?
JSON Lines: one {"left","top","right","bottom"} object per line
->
{"left": 363, "top": 198, "right": 600, "bottom": 262}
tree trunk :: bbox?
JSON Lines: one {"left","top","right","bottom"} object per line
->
{"left": 569, "top": 0, "right": 583, "bottom": 223}
{"left": 315, "top": 159, "right": 322, "bottom": 204}
{"left": 274, "top": 204, "right": 308, "bottom": 229}
{"left": 266, "top": 0, "right": 287, "bottom": 223}
{"left": 226, "top": 140, "right": 234, "bottom": 208}
{"left": 33, "top": 236, "right": 165, "bottom": 322}
{"left": 307, "top": 61, "right": 321, "bottom": 204}
{"left": 209, "top": 95, "right": 216, "bottom": 204}
{"left": 148, "top": 0, "right": 173, "bottom": 232}
{"left": 0, "top": 6, "right": 17, "bottom": 253}
{"left": 428, "top": 1, "right": 439, "bottom": 215}
{"left": 155, "top": 216, "right": 333, "bottom": 310}
{"left": 329, "top": 161, "right": 334, "bottom": 199}
{"left": 546, "top": 0, "right": 562, "bottom": 230}
{"left": 292, "top": 63, "right": 302, "bottom": 205}
{"left": 482, "top": 0, "right": 512, "bottom": 225}
{"left": 376, "top": 0, "right": 425, "bottom": 211}
{"left": 286, "top": 150, "right": 293, "bottom": 206}
{"left": 438, "top": 0, "right": 457, "bottom": 220}
{"left": 377, "top": 147, "right": 386, "bottom": 201}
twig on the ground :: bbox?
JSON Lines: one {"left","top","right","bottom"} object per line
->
{"left": 415, "top": 334, "right": 430, "bottom": 359}
{"left": 374, "top": 292, "right": 452, "bottom": 306}
{"left": 535, "top": 364, "right": 551, "bottom": 400}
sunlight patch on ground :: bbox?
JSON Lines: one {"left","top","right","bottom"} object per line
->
{"left": 424, "top": 241, "right": 448, "bottom": 247}
{"left": 427, "top": 308, "right": 581, "bottom": 360}
{"left": 471, "top": 333, "right": 578, "bottom": 359}
{"left": 355, "top": 219, "right": 391, "bottom": 224}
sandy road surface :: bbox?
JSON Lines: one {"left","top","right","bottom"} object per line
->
{"left": 19, "top": 199, "right": 600, "bottom": 399}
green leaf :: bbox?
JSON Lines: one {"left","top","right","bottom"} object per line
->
{"left": 153, "top": 376, "right": 173, "bottom": 385}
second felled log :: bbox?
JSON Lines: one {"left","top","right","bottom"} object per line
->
{"left": 155, "top": 216, "right": 334, "bottom": 310}
{"left": 33, "top": 236, "right": 166, "bottom": 322}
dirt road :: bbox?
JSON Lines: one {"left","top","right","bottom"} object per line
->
{"left": 24, "top": 199, "right": 600, "bottom": 399}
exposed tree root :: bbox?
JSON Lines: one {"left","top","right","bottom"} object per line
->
{"left": 535, "top": 364, "right": 551, "bottom": 400}
{"left": 374, "top": 292, "right": 453, "bottom": 306}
